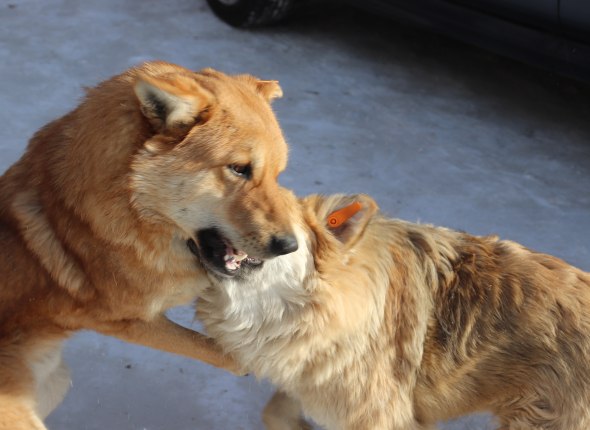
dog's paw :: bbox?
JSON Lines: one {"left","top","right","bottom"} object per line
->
{"left": 228, "top": 363, "right": 249, "bottom": 377}
{"left": 221, "top": 354, "right": 248, "bottom": 376}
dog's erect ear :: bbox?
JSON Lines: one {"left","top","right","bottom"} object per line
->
{"left": 256, "top": 80, "right": 283, "bottom": 102}
{"left": 134, "top": 73, "right": 213, "bottom": 132}
{"left": 235, "top": 74, "right": 282, "bottom": 102}
{"left": 315, "top": 194, "right": 379, "bottom": 248}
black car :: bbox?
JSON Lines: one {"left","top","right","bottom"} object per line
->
{"left": 206, "top": 0, "right": 590, "bottom": 82}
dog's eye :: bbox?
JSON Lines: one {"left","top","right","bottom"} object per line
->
{"left": 228, "top": 163, "right": 252, "bottom": 179}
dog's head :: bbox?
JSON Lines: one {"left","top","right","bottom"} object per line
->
{"left": 129, "top": 62, "right": 299, "bottom": 276}
{"left": 202, "top": 193, "right": 380, "bottom": 291}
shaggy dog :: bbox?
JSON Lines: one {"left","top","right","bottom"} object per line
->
{"left": 0, "top": 61, "right": 299, "bottom": 429}
{"left": 197, "top": 193, "right": 590, "bottom": 430}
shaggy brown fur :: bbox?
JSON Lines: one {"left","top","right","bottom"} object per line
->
{"left": 0, "top": 61, "right": 296, "bottom": 429}
{"left": 197, "top": 193, "right": 590, "bottom": 430}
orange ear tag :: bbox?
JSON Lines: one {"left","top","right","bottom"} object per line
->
{"left": 327, "top": 201, "right": 363, "bottom": 229}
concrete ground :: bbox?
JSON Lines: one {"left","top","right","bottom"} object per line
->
{"left": 1, "top": 0, "right": 589, "bottom": 428}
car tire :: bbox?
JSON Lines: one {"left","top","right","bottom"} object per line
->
{"left": 206, "top": 0, "right": 297, "bottom": 28}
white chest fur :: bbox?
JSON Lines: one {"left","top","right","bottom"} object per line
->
{"left": 198, "top": 230, "right": 313, "bottom": 382}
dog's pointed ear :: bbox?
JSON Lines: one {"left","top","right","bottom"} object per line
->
{"left": 134, "top": 73, "right": 213, "bottom": 132}
{"left": 235, "top": 74, "right": 282, "bottom": 102}
{"left": 316, "top": 194, "right": 379, "bottom": 248}
{"left": 256, "top": 80, "right": 283, "bottom": 102}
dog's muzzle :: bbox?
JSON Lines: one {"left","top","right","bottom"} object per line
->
{"left": 189, "top": 228, "right": 263, "bottom": 277}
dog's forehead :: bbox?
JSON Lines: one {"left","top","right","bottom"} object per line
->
{"left": 252, "top": 133, "right": 288, "bottom": 175}
{"left": 221, "top": 105, "right": 288, "bottom": 174}
{"left": 187, "top": 71, "right": 288, "bottom": 172}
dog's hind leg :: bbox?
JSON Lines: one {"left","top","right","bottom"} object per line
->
{"left": 31, "top": 342, "right": 71, "bottom": 420}
{"left": 263, "top": 391, "right": 312, "bottom": 430}
{"left": 498, "top": 408, "right": 590, "bottom": 430}
{"left": 0, "top": 395, "right": 48, "bottom": 430}
{"left": 495, "top": 389, "right": 590, "bottom": 430}
{"left": 0, "top": 340, "right": 68, "bottom": 430}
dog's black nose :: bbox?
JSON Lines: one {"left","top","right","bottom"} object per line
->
{"left": 269, "top": 234, "right": 298, "bottom": 256}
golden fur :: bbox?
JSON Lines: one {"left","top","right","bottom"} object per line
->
{"left": 198, "top": 193, "right": 590, "bottom": 429}
{"left": 0, "top": 61, "right": 296, "bottom": 429}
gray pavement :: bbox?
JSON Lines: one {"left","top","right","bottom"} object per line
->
{"left": 1, "top": 0, "right": 589, "bottom": 429}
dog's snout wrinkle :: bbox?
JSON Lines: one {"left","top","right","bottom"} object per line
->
{"left": 269, "top": 234, "right": 298, "bottom": 256}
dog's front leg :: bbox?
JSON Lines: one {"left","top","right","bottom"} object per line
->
{"left": 263, "top": 391, "right": 312, "bottom": 430}
{"left": 96, "top": 315, "right": 241, "bottom": 374}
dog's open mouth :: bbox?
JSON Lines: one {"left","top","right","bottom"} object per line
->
{"left": 188, "top": 228, "right": 263, "bottom": 277}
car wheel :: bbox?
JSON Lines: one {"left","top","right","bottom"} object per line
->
{"left": 206, "top": 0, "right": 297, "bottom": 28}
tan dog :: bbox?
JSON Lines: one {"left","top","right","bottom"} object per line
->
{"left": 197, "top": 193, "right": 590, "bottom": 430}
{"left": 0, "top": 61, "right": 299, "bottom": 429}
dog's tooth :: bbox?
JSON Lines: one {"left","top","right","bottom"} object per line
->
{"left": 234, "top": 252, "right": 248, "bottom": 263}
{"left": 225, "top": 260, "right": 238, "bottom": 271}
